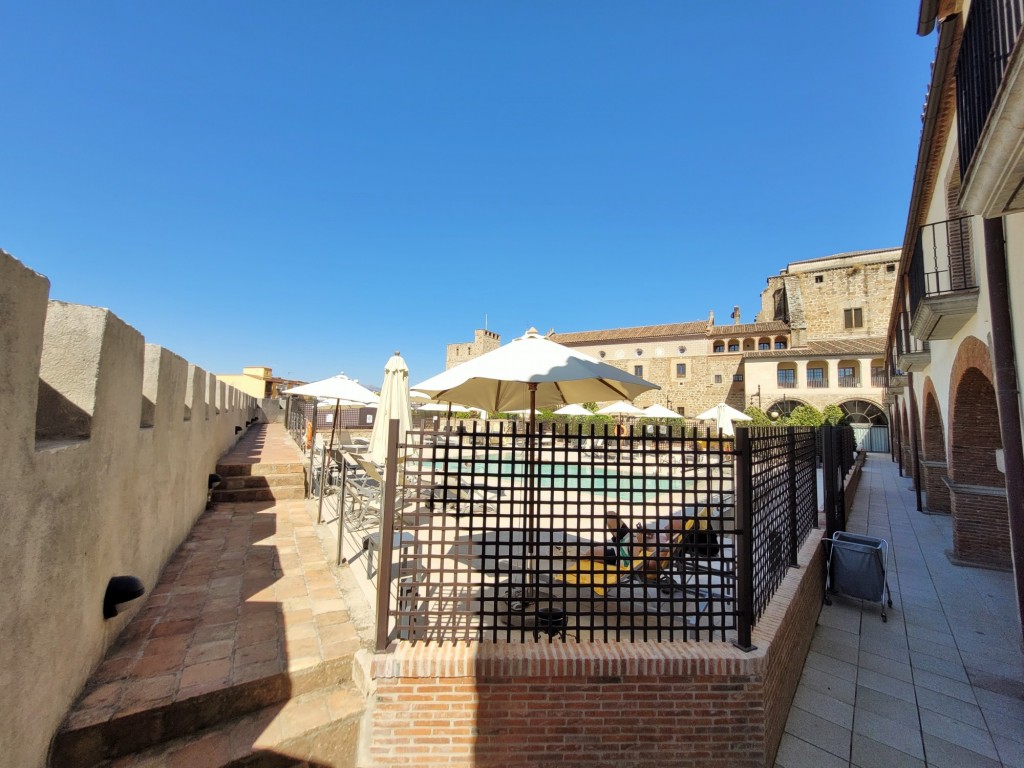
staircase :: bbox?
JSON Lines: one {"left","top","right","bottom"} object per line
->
{"left": 50, "top": 424, "right": 367, "bottom": 767}
{"left": 212, "top": 461, "right": 308, "bottom": 502}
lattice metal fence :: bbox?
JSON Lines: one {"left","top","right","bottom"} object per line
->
{"left": 375, "top": 421, "right": 736, "bottom": 644}
{"left": 739, "top": 427, "right": 819, "bottom": 624}
{"left": 369, "top": 421, "right": 824, "bottom": 648}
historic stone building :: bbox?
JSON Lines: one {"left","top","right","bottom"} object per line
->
{"left": 447, "top": 248, "right": 899, "bottom": 430}
{"left": 445, "top": 328, "right": 500, "bottom": 370}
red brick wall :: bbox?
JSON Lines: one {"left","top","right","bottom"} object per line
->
{"left": 369, "top": 527, "right": 829, "bottom": 768}
{"left": 950, "top": 486, "right": 1012, "bottom": 568}
{"left": 921, "top": 460, "right": 951, "bottom": 513}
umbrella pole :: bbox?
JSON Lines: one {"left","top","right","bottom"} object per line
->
{"left": 317, "top": 399, "right": 341, "bottom": 524}
{"left": 526, "top": 384, "right": 537, "bottom": 601}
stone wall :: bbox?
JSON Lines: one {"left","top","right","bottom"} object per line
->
{"left": 0, "top": 250, "right": 258, "bottom": 768}
{"left": 783, "top": 254, "right": 899, "bottom": 342}
{"left": 446, "top": 329, "right": 501, "bottom": 370}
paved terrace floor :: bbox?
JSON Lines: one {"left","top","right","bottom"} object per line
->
{"left": 775, "top": 455, "right": 1024, "bottom": 768}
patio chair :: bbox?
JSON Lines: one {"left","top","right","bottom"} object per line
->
{"left": 341, "top": 452, "right": 382, "bottom": 530}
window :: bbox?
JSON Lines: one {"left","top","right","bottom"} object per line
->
{"left": 886, "top": 264, "right": 896, "bottom": 272}
{"left": 774, "top": 340, "right": 787, "bottom": 349}
{"left": 839, "top": 366, "right": 857, "bottom": 387}
{"left": 839, "top": 366, "right": 855, "bottom": 378}
{"left": 634, "top": 365, "right": 643, "bottom": 377}
{"left": 815, "top": 275, "right": 824, "bottom": 283}
{"left": 807, "top": 367, "right": 825, "bottom": 387}
{"left": 777, "top": 369, "right": 795, "bottom": 387}
{"left": 728, "top": 342, "right": 739, "bottom": 352}
{"left": 758, "top": 342, "right": 770, "bottom": 350}
{"left": 714, "top": 374, "right": 722, "bottom": 384}
{"left": 844, "top": 307, "right": 864, "bottom": 328}
{"left": 713, "top": 343, "right": 724, "bottom": 353}
{"left": 733, "top": 374, "right": 744, "bottom": 382}
{"left": 676, "top": 363, "right": 686, "bottom": 377}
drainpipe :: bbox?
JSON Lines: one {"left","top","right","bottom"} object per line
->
{"left": 907, "top": 373, "right": 924, "bottom": 512}
{"left": 983, "top": 216, "right": 1024, "bottom": 645}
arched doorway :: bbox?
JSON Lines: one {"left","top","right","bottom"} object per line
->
{"left": 839, "top": 399, "right": 889, "bottom": 452}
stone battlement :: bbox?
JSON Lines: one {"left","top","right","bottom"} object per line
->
{"left": 0, "top": 249, "right": 260, "bottom": 768}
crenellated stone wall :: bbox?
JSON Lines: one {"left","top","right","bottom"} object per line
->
{"left": 0, "top": 250, "right": 259, "bottom": 768}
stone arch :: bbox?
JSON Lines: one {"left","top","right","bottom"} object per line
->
{"left": 947, "top": 335, "right": 1009, "bottom": 566}
{"left": 920, "top": 376, "right": 950, "bottom": 513}
{"left": 899, "top": 398, "right": 913, "bottom": 473}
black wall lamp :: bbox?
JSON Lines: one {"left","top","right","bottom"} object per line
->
{"left": 235, "top": 426, "right": 242, "bottom": 434}
{"left": 103, "top": 576, "right": 145, "bottom": 619}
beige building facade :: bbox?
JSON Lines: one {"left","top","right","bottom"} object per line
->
{"left": 449, "top": 248, "right": 898, "bottom": 424}
{"left": 216, "top": 365, "right": 303, "bottom": 399}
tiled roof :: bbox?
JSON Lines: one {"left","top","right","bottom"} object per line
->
{"left": 708, "top": 321, "right": 789, "bottom": 337}
{"left": 785, "top": 247, "right": 901, "bottom": 268}
{"left": 743, "top": 338, "right": 885, "bottom": 359}
{"left": 551, "top": 321, "right": 710, "bottom": 345}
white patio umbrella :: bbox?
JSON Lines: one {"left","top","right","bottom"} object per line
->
{"left": 412, "top": 327, "right": 656, "bottom": 429}
{"left": 695, "top": 402, "right": 753, "bottom": 436}
{"left": 368, "top": 352, "right": 412, "bottom": 466}
{"left": 553, "top": 403, "right": 593, "bottom": 416}
{"left": 642, "top": 404, "right": 682, "bottom": 419}
{"left": 595, "top": 400, "right": 645, "bottom": 417}
{"left": 415, "top": 401, "right": 486, "bottom": 416}
{"left": 283, "top": 373, "right": 379, "bottom": 519}
{"left": 412, "top": 327, "right": 659, "bottom": 598}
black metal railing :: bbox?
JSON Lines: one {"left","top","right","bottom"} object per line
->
{"left": 957, "top": 0, "right": 1024, "bottom": 178}
{"left": 822, "top": 425, "right": 858, "bottom": 538}
{"left": 870, "top": 372, "right": 888, "bottom": 388}
{"left": 806, "top": 377, "right": 829, "bottom": 389}
{"left": 895, "top": 310, "right": 929, "bottom": 358}
{"left": 838, "top": 375, "right": 860, "bottom": 388}
{"left": 739, "top": 427, "right": 819, "bottom": 625}
{"left": 908, "top": 216, "right": 977, "bottom": 313}
{"left": 370, "top": 421, "right": 823, "bottom": 648}
{"left": 777, "top": 378, "right": 796, "bottom": 389}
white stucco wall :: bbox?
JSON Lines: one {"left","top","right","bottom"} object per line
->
{"left": 0, "top": 250, "right": 258, "bottom": 768}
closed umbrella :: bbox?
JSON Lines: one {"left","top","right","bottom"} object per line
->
{"left": 695, "top": 402, "right": 753, "bottom": 436}
{"left": 369, "top": 352, "right": 412, "bottom": 466}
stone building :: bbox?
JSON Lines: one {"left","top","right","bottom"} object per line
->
{"left": 449, "top": 248, "right": 899, "bottom": 432}
{"left": 445, "top": 328, "right": 500, "bottom": 370}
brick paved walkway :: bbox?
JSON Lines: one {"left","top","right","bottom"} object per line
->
{"left": 52, "top": 423, "right": 365, "bottom": 766}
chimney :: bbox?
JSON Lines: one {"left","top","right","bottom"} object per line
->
{"left": 708, "top": 309, "right": 715, "bottom": 325}
{"left": 731, "top": 305, "right": 741, "bottom": 325}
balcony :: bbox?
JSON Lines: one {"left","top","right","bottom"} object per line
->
{"left": 777, "top": 379, "right": 796, "bottom": 389}
{"left": 908, "top": 217, "right": 980, "bottom": 340}
{"left": 958, "top": 0, "right": 1024, "bottom": 215}
{"left": 806, "top": 378, "right": 829, "bottom": 389}
{"left": 895, "top": 313, "right": 931, "bottom": 373}
{"left": 838, "top": 375, "right": 860, "bottom": 388}
{"left": 870, "top": 372, "right": 888, "bottom": 388}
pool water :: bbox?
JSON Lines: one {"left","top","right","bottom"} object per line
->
{"left": 433, "top": 460, "right": 690, "bottom": 500}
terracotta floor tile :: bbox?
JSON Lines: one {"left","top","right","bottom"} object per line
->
{"left": 179, "top": 658, "right": 231, "bottom": 690}
{"left": 231, "top": 658, "right": 285, "bottom": 684}
{"left": 277, "top": 696, "right": 330, "bottom": 741}
{"left": 167, "top": 730, "right": 233, "bottom": 768}
{"left": 143, "top": 634, "right": 190, "bottom": 658}
{"left": 235, "top": 640, "right": 280, "bottom": 667}
{"left": 134, "top": 651, "right": 186, "bottom": 677}
{"left": 150, "top": 618, "right": 199, "bottom": 638}
{"left": 185, "top": 639, "right": 234, "bottom": 665}
{"left": 314, "top": 610, "right": 349, "bottom": 628}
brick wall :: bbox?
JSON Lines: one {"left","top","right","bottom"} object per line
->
{"left": 921, "top": 460, "right": 951, "bottom": 513}
{"left": 949, "top": 485, "right": 1012, "bottom": 567}
{"left": 369, "top": 528, "right": 828, "bottom": 768}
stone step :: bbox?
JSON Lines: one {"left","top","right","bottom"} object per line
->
{"left": 216, "top": 463, "right": 308, "bottom": 478}
{"left": 51, "top": 654, "right": 357, "bottom": 767}
{"left": 82, "top": 685, "right": 363, "bottom": 768}
{"left": 219, "top": 474, "right": 306, "bottom": 491}
{"left": 211, "top": 486, "right": 306, "bottom": 503}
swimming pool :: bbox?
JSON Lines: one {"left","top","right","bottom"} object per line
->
{"left": 431, "top": 460, "right": 690, "bottom": 500}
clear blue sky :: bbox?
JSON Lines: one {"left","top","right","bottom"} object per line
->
{"left": 1, "top": 2, "right": 936, "bottom": 389}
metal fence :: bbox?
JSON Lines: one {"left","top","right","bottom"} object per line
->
{"left": 364, "top": 421, "right": 826, "bottom": 648}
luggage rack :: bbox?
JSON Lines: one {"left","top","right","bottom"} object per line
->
{"left": 824, "top": 531, "right": 894, "bottom": 622}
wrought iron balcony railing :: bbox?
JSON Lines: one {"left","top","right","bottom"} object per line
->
{"left": 838, "top": 375, "right": 860, "bottom": 388}
{"left": 908, "top": 216, "right": 977, "bottom": 311}
{"left": 806, "top": 378, "right": 829, "bottom": 389}
{"left": 957, "top": 0, "right": 1024, "bottom": 178}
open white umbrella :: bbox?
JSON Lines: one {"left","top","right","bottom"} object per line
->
{"left": 368, "top": 352, "right": 412, "bottom": 466}
{"left": 553, "top": 403, "right": 593, "bottom": 416}
{"left": 595, "top": 400, "right": 645, "bottom": 417}
{"left": 412, "top": 327, "right": 659, "bottom": 599}
{"left": 415, "top": 401, "right": 486, "bottom": 416}
{"left": 642, "top": 404, "right": 682, "bottom": 419}
{"left": 695, "top": 402, "right": 753, "bottom": 436}
{"left": 412, "top": 327, "right": 656, "bottom": 426}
